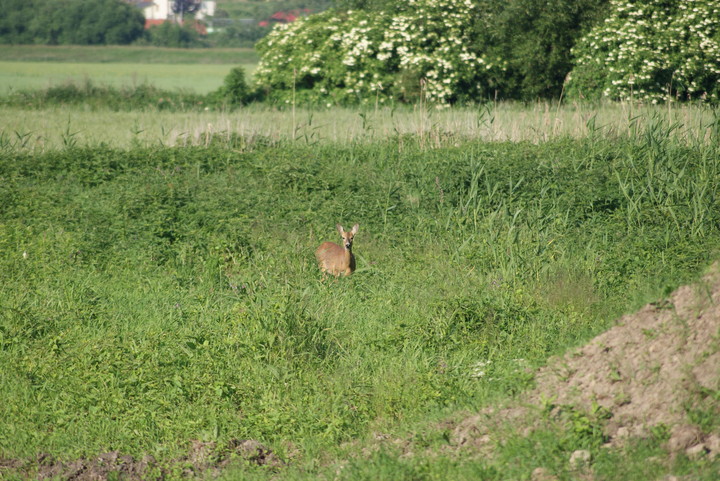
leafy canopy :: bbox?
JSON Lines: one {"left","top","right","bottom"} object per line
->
{"left": 471, "top": 0, "right": 607, "bottom": 100}
{"left": 0, "top": 0, "right": 145, "bottom": 45}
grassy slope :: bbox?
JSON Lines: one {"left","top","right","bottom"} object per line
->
{"left": 1, "top": 132, "right": 719, "bottom": 478}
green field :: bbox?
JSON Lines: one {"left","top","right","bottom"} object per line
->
{"left": 0, "top": 46, "right": 719, "bottom": 478}
{"left": 0, "top": 46, "right": 258, "bottom": 95}
{"left": 1, "top": 99, "right": 720, "bottom": 479}
{"left": 0, "top": 45, "right": 259, "bottom": 64}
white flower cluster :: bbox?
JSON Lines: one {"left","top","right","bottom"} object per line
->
{"left": 569, "top": 0, "right": 720, "bottom": 102}
{"left": 254, "top": 0, "right": 503, "bottom": 105}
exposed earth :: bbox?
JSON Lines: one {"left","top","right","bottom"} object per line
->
{"left": 0, "top": 439, "right": 282, "bottom": 480}
{"left": 452, "top": 263, "right": 720, "bottom": 466}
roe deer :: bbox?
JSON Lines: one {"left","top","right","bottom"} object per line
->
{"left": 315, "top": 223, "right": 359, "bottom": 278}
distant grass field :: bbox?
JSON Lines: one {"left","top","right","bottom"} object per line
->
{"left": 0, "top": 45, "right": 258, "bottom": 95}
{"left": 0, "top": 45, "right": 259, "bottom": 64}
{"left": 1, "top": 107, "right": 720, "bottom": 479}
{"left": 0, "top": 61, "right": 254, "bottom": 94}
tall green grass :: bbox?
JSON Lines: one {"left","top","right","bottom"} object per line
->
{"left": 1, "top": 116, "right": 720, "bottom": 478}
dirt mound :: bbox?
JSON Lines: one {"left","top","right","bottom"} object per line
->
{"left": 454, "top": 264, "right": 720, "bottom": 459}
{"left": 0, "top": 439, "right": 282, "bottom": 480}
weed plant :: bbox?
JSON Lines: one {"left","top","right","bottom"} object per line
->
{"left": 1, "top": 125, "right": 719, "bottom": 478}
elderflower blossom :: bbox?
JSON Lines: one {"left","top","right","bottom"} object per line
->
{"left": 254, "top": 0, "right": 505, "bottom": 105}
{"left": 568, "top": 0, "right": 720, "bottom": 102}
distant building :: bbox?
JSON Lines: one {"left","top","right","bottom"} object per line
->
{"left": 258, "top": 9, "right": 311, "bottom": 27}
{"left": 126, "top": 0, "right": 216, "bottom": 27}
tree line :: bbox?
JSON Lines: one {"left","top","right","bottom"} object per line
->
{"left": 3, "top": 0, "right": 719, "bottom": 103}
{"left": 253, "top": 0, "right": 720, "bottom": 103}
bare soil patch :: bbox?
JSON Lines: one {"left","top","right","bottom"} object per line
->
{"left": 453, "top": 263, "right": 720, "bottom": 459}
{"left": 0, "top": 439, "right": 282, "bottom": 480}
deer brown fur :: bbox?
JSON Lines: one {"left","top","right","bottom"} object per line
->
{"left": 315, "top": 223, "right": 359, "bottom": 278}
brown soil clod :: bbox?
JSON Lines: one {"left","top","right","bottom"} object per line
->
{"left": 455, "top": 262, "right": 720, "bottom": 457}
{"left": 3, "top": 438, "right": 281, "bottom": 480}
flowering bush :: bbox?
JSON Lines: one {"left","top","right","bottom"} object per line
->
{"left": 568, "top": 0, "right": 720, "bottom": 102}
{"left": 253, "top": 0, "right": 505, "bottom": 105}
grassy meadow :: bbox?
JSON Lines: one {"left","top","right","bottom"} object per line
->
{"left": 2, "top": 103, "right": 720, "bottom": 479}
{"left": 0, "top": 45, "right": 258, "bottom": 95}
{"left": 0, "top": 45, "right": 259, "bottom": 64}
{"left": 1, "top": 47, "right": 720, "bottom": 479}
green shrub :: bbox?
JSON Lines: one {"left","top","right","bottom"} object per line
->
{"left": 568, "top": 0, "right": 720, "bottom": 102}
{"left": 207, "top": 23, "right": 268, "bottom": 48}
{"left": 142, "top": 21, "right": 208, "bottom": 48}
{"left": 214, "top": 66, "right": 251, "bottom": 106}
{"left": 0, "top": 81, "right": 207, "bottom": 111}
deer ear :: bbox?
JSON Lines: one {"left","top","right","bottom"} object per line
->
{"left": 351, "top": 224, "right": 359, "bottom": 234}
{"left": 336, "top": 224, "right": 344, "bottom": 235}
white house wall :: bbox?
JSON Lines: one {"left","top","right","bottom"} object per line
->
{"left": 141, "top": 1, "right": 216, "bottom": 21}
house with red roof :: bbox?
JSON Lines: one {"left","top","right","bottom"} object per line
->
{"left": 258, "top": 9, "right": 311, "bottom": 27}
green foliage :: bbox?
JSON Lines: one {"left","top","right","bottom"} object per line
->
{"left": 0, "top": 0, "right": 145, "bottom": 45}
{"left": 0, "top": 80, "right": 207, "bottom": 111}
{"left": 1, "top": 125, "right": 720, "bottom": 478}
{"left": 332, "top": 0, "right": 395, "bottom": 10}
{"left": 217, "top": 0, "right": 330, "bottom": 22}
{"left": 208, "top": 0, "right": 332, "bottom": 47}
{"left": 213, "top": 66, "right": 252, "bottom": 106}
{"left": 568, "top": 0, "right": 720, "bottom": 102}
{"left": 208, "top": 23, "right": 269, "bottom": 48}
{"left": 142, "top": 21, "right": 209, "bottom": 48}
{"left": 252, "top": 0, "right": 610, "bottom": 103}
{"left": 471, "top": 0, "right": 608, "bottom": 100}
{"left": 254, "top": 1, "right": 505, "bottom": 105}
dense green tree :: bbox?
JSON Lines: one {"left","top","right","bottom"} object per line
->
{"left": 0, "top": 0, "right": 39, "bottom": 44}
{"left": 0, "top": 0, "right": 145, "bottom": 45}
{"left": 472, "top": 0, "right": 608, "bottom": 100}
